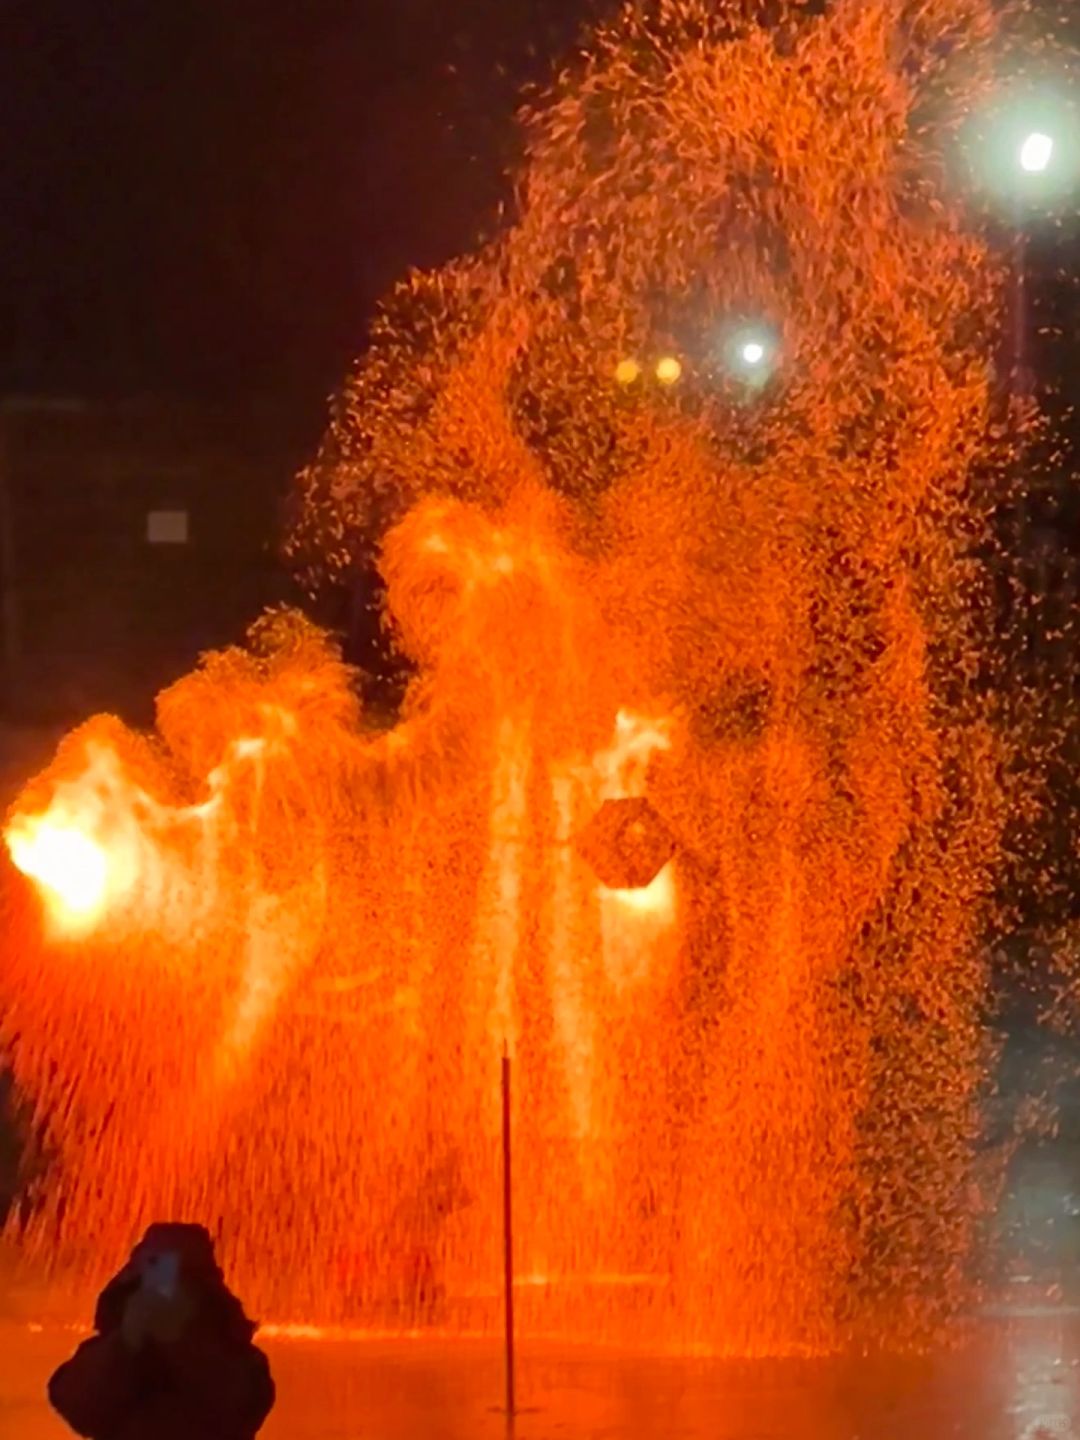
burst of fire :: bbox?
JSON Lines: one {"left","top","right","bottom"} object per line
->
{"left": 7, "top": 818, "right": 109, "bottom": 926}
{"left": 5, "top": 745, "right": 148, "bottom": 936}
{"left": 4, "top": 718, "right": 286, "bottom": 942}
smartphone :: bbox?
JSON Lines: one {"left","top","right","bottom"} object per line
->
{"left": 140, "top": 1249, "right": 180, "bottom": 1301}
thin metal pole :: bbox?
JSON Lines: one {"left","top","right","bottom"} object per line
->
{"left": 1009, "top": 217, "right": 1033, "bottom": 668}
{"left": 1011, "top": 223, "right": 1029, "bottom": 400}
{"left": 501, "top": 1045, "right": 516, "bottom": 1419}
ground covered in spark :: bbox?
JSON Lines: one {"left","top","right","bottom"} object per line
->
{"left": 4, "top": 1318, "right": 1080, "bottom": 1439}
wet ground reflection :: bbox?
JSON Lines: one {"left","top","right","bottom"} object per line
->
{"left": 4, "top": 1316, "right": 1080, "bottom": 1439}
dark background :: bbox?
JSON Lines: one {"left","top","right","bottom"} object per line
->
{"left": 1, "top": 0, "right": 593, "bottom": 441}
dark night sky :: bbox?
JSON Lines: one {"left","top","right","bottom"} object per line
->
{"left": 2, "top": 0, "right": 1076, "bottom": 456}
{"left": 1, "top": 0, "right": 593, "bottom": 448}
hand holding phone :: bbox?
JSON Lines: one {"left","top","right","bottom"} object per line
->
{"left": 123, "top": 1250, "right": 194, "bottom": 1349}
{"left": 140, "top": 1249, "right": 180, "bottom": 1302}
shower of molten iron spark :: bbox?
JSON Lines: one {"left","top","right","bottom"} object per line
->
{"left": 0, "top": 0, "right": 1040, "bottom": 1353}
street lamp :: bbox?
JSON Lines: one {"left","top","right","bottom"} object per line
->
{"left": 963, "top": 92, "right": 1077, "bottom": 398}
{"left": 720, "top": 324, "right": 779, "bottom": 388}
{"left": 961, "top": 87, "right": 1079, "bottom": 684}
{"left": 997, "top": 116, "right": 1073, "bottom": 397}
{"left": 963, "top": 87, "right": 1078, "bottom": 209}
{"left": 1019, "top": 131, "right": 1054, "bottom": 175}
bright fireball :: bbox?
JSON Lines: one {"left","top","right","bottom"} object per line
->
{"left": 6, "top": 815, "right": 110, "bottom": 927}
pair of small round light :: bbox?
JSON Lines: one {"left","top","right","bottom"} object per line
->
{"left": 615, "top": 339, "right": 770, "bottom": 388}
{"left": 615, "top": 356, "right": 682, "bottom": 386}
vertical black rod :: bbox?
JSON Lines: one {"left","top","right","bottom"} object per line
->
{"left": 1010, "top": 219, "right": 1031, "bottom": 664}
{"left": 501, "top": 1046, "right": 516, "bottom": 1419}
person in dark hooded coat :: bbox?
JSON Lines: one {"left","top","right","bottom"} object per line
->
{"left": 49, "top": 1222, "right": 274, "bottom": 1440}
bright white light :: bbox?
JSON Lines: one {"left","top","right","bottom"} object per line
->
{"left": 7, "top": 818, "right": 109, "bottom": 919}
{"left": 724, "top": 325, "right": 778, "bottom": 383}
{"left": 1019, "top": 131, "right": 1054, "bottom": 174}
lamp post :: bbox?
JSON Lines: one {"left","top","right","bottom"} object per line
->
{"left": 964, "top": 91, "right": 1077, "bottom": 394}
{"left": 1002, "top": 130, "right": 1053, "bottom": 676}
{"left": 985, "top": 107, "right": 1078, "bottom": 684}
{"left": 1010, "top": 129, "right": 1057, "bottom": 401}
{"left": 721, "top": 323, "right": 780, "bottom": 389}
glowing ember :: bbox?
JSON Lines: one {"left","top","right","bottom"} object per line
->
{"left": 0, "top": 0, "right": 1029, "bottom": 1353}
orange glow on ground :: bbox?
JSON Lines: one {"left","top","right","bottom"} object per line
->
{"left": 0, "top": 0, "right": 1030, "bottom": 1355}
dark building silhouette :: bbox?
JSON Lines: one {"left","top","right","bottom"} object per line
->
{"left": 0, "top": 395, "right": 287, "bottom": 727}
